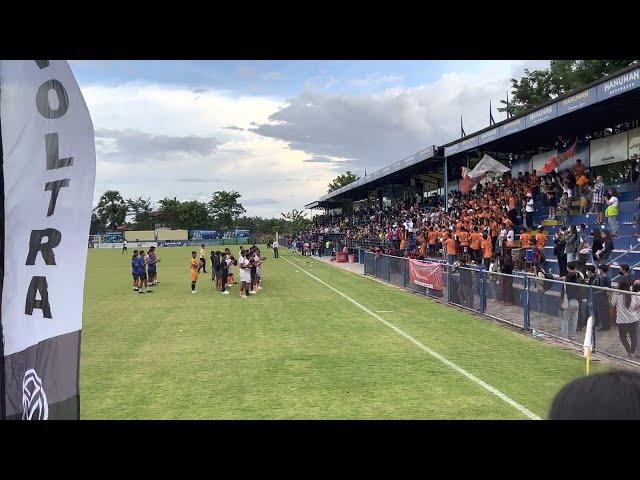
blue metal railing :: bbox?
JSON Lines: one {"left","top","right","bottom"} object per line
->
{"left": 363, "top": 251, "right": 640, "bottom": 367}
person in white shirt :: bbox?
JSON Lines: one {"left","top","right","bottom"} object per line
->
{"left": 525, "top": 193, "right": 535, "bottom": 229}
{"left": 498, "top": 225, "right": 508, "bottom": 250}
{"left": 238, "top": 250, "right": 252, "bottom": 299}
{"left": 506, "top": 227, "right": 515, "bottom": 246}
{"left": 406, "top": 218, "right": 414, "bottom": 237}
{"left": 272, "top": 239, "right": 279, "bottom": 258}
{"left": 199, "top": 244, "right": 207, "bottom": 273}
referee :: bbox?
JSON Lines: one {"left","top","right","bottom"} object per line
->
{"left": 199, "top": 244, "right": 207, "bottom": 273}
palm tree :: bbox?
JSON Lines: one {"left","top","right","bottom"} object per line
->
{"left": 94, "top": 190, "right": 128, "bottom": 230}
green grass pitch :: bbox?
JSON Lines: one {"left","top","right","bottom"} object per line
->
{"left": 80, "top": 245, "right": 605, "bottom": 419}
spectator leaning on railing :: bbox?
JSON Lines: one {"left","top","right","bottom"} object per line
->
{"left": 561, "top": 266, "right": 584, "bottom": 341}
{"left": 594, "top": 264, "right": 612, "bottom": 331}
{"left": 613, "top": 276, "right": 640, "bottom": 361}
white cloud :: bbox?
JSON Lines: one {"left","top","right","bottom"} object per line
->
{"left": 304, "top": 75, "right": 339, "bottom": 91}
{"left": 251, "top": 63, "right": 534, "bottom": 171}
{"left": 82, "top": 61, "right": 550, "bottom": 215}
{"left": 82, "top": 82, "right": 338, "bottom": 216}
{"left": 350, "top": 73, "right": 404, "bottom": 88}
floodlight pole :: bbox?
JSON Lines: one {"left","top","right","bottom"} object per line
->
{"left": 443, "top": 156, "right": 449, "bottom": 212}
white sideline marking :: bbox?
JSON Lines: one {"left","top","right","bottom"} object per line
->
{"left": 281, "top": 254, "right": 541, "bottom": 420}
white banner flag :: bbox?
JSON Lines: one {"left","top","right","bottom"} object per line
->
{"left": 468, "top": 154, "right": 510, "bottom": 179}
{"left": 1, "top": 60, "right": 95, "bottom": 419}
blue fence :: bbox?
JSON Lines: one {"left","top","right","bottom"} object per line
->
{"left": 364, "top": 251, "right": 640, "bottom": 367}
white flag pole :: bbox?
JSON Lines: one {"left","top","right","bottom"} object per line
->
{"left": 583, "top": 315, "right": 595, "bottom": 375}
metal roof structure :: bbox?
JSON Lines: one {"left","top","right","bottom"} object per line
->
{"left": 306, "top": 63, "right": 640, "bottom": 208}
{"left": 315, "top": 145, "right": 438, "bottom": 205}
{"left": 443, "top": 64, "right": 640, "bottom": 158}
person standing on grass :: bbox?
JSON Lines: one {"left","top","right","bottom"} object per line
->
{"left": 254, "top": 248, "right": 264, "bottom": 291}
{"left": 238, "top": 249, "right": 252, "bottom": 299}
{"left": 249, "top": 247, "right": 258, "bottom": 294}
{"left": 211, "top": 250, "right": 221, "bottom": 289}
{"left": 136, "top": 250, "right": 152, "bottom": 294}
{"left": 147, "top": 246, "right": 159, "bottom": 286}
{"left": 613, "top": 277, "right": 640, "bottom": 361}
{"left": 225, "top": 248, "right": 237, "bottom": 286}
{"left": 190, "top": 251, "right": 200, "bottom": 293}
{"left": 131, "top": 249, "right": 139, "bottom": 291}
{"left": 219, "top": 251, "right": 233, "bottom": 295}
{"left": 272, "top": 238, "right": 279, "bottom": 258}
{"left": 199, "top": 244, "right": 207, "bottom": 273}
{"left": 122, "top": 239, "right": 128, "bottom": 255}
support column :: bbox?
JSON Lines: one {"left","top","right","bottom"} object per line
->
{"left": 443, "top": 156, "right": 449, "bottom": 212}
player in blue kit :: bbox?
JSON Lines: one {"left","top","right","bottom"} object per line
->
{"left": 134, "top": 250, "right": 152, "bottom": 294}
{"left": 131, "top": 249, "right": 140, "bottom": 291}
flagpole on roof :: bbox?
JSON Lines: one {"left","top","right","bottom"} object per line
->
{"left": 506, "top": 91, "right": 510, "bottom": 119}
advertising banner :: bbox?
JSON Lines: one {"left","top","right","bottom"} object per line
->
{"left": 597, "top": 68, "right": 640, "bottom": 101}
{"left": 96, "top": 242, "right": 158, "bottom": 249}
{"left": 628, "top": 127, "right": 640, "bottom": 161}
{"left": 590, "top": 131, "right": 629, "bottom": 167}
{"left": 557, "top": 87, "right": 597, "bottom": 117}
{"left": 526, "top": 103, "right": 558, "bottom": 128}
{"left": 1, "top": 60, "right": 95, "bottom": 420}
{"left": 499, "top": 117, "right": 526, "bottom": 137}
{"left": 408, "top": 260, "right": 443, "bottom": 291}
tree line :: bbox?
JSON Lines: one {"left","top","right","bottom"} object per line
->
{"left": 91, "top": 190, "right": 311, "bottom": 237}
{"left": 498, "top": 60, "right": 638, "bottom": 118}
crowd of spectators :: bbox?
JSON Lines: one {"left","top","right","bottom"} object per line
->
{"left": 305, "top": 156, "right": 631, "bottom": 280}
{"left": 301, "top": 158, "right": 640, "bottom": 353}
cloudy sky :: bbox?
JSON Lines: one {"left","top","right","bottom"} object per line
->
{"left": 71, "top": 60, "right": 550, "bottom": 217}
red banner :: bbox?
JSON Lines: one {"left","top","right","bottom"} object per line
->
{"left": 408, "top": 260, "right": 443, "bottom": 291}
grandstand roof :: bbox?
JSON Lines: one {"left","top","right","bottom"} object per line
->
{"left": 443, "top": 63, "right": 640, "bottom": 158}
{"left": 308, "top": 63, "right": 640, "bottom": 208}
{"left": 314, "top": 145, "right": 438, "bottom": 205}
